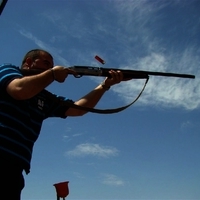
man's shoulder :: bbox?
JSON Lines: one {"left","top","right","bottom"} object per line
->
{"left": 0, "top": 64, "right": 22, "bottom": 85}
{"left": 0, "top": 64, "right": 19, "bottom": 71}
{"left": 0, "top": 63, "right": 17, "bottom": 67}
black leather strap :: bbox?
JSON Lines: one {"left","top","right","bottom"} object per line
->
{"left": 62, "top": 77, "right": 149, "bottom": 114}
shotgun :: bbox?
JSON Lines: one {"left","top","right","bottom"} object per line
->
{"left": 68, "top": 66, "right": 195, "bottom": 79}
{"left": 21, "top": 65, "right": 195, "bottom": 79}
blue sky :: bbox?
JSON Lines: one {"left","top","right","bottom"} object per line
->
{"left": 1, "top": 0, "right": 200, "bottom": 199}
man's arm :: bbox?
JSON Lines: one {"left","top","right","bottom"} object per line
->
{"left": 6, "top": 69, "right": 54, "bottom": 100}
{"left": 6, "top": 66, "right": 74, "bottom": 100}
{"left": 65, "top": 70, "right": 124, "bottom": 116}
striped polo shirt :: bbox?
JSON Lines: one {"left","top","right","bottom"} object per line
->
{"left": 0, "top": 64, "right": 71, "bottom": 173}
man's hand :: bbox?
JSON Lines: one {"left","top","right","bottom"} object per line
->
{"left": 52, "top": 66, "right": 76, "bottom": 83}
{"left": 103, "top": 70, "right": 126, "bottom": 87}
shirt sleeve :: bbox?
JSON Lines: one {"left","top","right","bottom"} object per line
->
{"left": 41, "top": 90, "right": 74, "bottom": 119}
{"left": 0, "top": 64, "right": 23, "bottom": 91}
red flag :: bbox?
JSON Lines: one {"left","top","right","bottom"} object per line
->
{"left": 54, "top": 181, "right": 69, "bottom": 198}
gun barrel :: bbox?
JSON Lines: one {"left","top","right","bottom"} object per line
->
{"left": 71, "top": 66, "right": 195, "bottom": 79}
{"left": 128, "top": 70, "right": 195, "bottom": 79}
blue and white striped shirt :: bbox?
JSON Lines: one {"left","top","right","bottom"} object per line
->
{"left": 0, "top": 64, "right": 71, "bottom": 173}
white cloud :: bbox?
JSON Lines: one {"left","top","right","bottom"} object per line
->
{"left": 19, "top": 29, "right": 48, "bottom": 50}
{"left": 18, "top": 29, "right": 70, "bottom": 66}
{"left": 180, "top": 120, "right": 194, "bottom": 131}
{"left": 113, "top": 51, "right": 199, "bottom": 110}
{"left": 65, "top": 143, "right": 119, "bottom": 158}
{"left": 101, "top": 174, "right": 124, "bottom": 186}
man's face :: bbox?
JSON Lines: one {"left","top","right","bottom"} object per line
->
{"left": 30, "top": 52, "right": 54, "bottom": 70}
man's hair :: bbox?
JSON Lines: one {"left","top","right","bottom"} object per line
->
{"left": 21, "top": 49, "right": 53, "bottom": 66}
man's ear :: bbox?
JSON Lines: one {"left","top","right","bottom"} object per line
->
{"left": 25, "top": 57, "right": 33, "bottom": 69}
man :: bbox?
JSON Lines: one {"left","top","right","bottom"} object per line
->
{"left": 0, "top": 49, "right": 125, "bottom": 199}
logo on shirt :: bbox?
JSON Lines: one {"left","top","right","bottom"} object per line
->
{"left": 38, "top": 99, "right": 44, "bottom": 110}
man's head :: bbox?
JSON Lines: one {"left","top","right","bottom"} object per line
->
{"left": 21, "top": 49, "right": 54, "bottom": 70}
